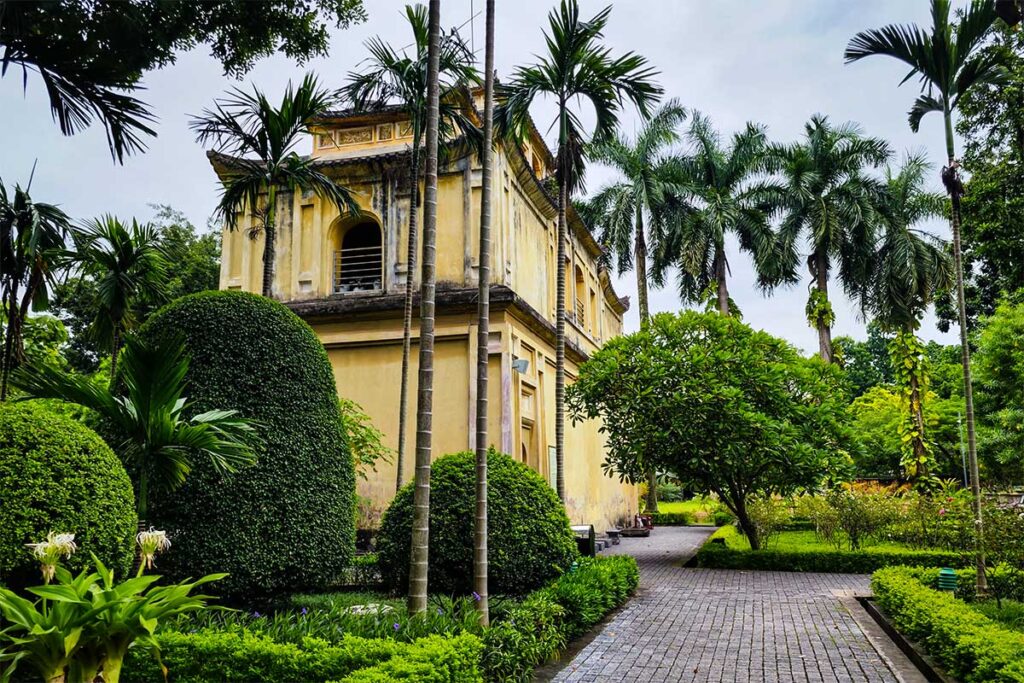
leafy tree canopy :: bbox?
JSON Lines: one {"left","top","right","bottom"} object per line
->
{"left": 568, "top": 311, "right": 856, "bottom": 549}
{"left": 0, "top": 0, "right": 367, "bottom": 160}
{"left": 974, "top": 298, "right": 1024, "bottom": 483}
{"left": 834, "top": 321, "right": 895, "bottom": 397}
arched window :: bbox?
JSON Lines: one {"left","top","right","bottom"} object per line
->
{"left": 334, "top": 220, "right": 382, "bottom": 293}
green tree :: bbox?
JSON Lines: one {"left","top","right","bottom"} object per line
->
{"left": 974, "top": 299, "right": 1024, "bottom": 484}
{"left": 407, "top": 0, "right": 442, "bottom": 617}
{"left": 66, "top": 216, "right": 169, "bottom": 381}
{"left": 497, "top": 0, "right": 660, "bottom": 502}
{"left": 342, "top": 3, "right": 478, "bottom": 492}
{"left": 14, "top": 335, "right": 259, "bottom": 521}
{"left": 473, "top": 0, "right": 496, "bottom": 627}
{"left": 568, "top": 311, "right": 856, "bottom": 549}
{"left": 0, "top": 175, "right": 71, "bottom": 400}
{"left": 766, "top": 115, "right": 890, "bottom": 363}
{"left": 191, "top": 73, "right": 360, "bottom": 298}
{"left": 585, "top": 99, "right": 686, "bottom": 513}
{"left": 834, "top": 321, "right": 895, "bottom": 397}
{"left": 654, "top": 112, "right": 778, "bottom": 317}
{"left": 0, "top": 0, "right": 367, "bottom": 162}
{"left": 339, "top": 397, "right": 393, "bottom": 480}
{"left": 846, "top": 0, "right": 1007, "bottom": 592}
{"left": 937, "top": 25, "right": 1024, "bottom": 331}
{"left": 862, "top": 154, "right": 952, "bottom": 482}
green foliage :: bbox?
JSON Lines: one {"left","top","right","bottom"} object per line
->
{"left": 697, "top": 525, "right": 964, "bottom": 574}
{"left": 805, "top": 288, "right": 836, "bottom": 329}
{"left": 648, "top": 512, "right": 693, "bottom": 526}
{"left": 568, "top": 311, "right": 857, "bottom": 549}
{"left": 0, "top": 554, "right": 224, "bottom": 683}
{"left": 889, "top": 330, "right": 937, "bottom": 482}
{"left": 122, "top": 630, "right": 483, "bottom": 683}
{"left": 0, "top": 402, "right": 135, "bottom": 587}
{"left": 872, "top": 566, "right": 1024, "bottom": 683}
{"left": 822, "top": 484, "right": 900, "bottom": 551}
{"left": 744, "top": 496, "right": 791, "bottom": 550}
{"left": 482, "top": 556, "right": 639, "bottom": 682}
{"left": 834, "top": 321, "right": 894, "bottom": 397}
{"left": 974, "top": 299, "right": 1024, "bottom": 482}
{"left": 339, "top": 397, "right": 393, "bottom": 480}
{"left": 0, "top": 0, "right": 367, "bottom": 161}
{"left": 137, "top": 291, "right": 355, "bottom": 598}
{"left": 377, "top": 449, "right": 576, "bottom": 596}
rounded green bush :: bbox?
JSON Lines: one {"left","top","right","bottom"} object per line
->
{"left": 138, "top": 291, "right": 355, "bottom": 597}
{"left": 377, "top": 449, "right": 577, "bottom": 595}
{"left": 0, "top": 402, "right": 136, "bottom": 587}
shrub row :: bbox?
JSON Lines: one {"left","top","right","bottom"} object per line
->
{"left": 872, "top": 566, "right": 1024, "bottom": 682}
{"left": 483, "top": 555, "right": 639, "bottom": 682}
{"left": 695, "top": 526, "right": 966, "bottom": 574}
{"left": 649, "top": 512, "right": 693, "bottom": 526}
{"left": 122, "top": 630, "right": 483, "bottom": 683}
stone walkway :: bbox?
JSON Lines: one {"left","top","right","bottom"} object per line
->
{"left": 546, "top": 527, "right": 900, "bottom": 683}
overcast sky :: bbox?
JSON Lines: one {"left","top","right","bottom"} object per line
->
{"left": 0, "top": 0, "right": 962, "bottom": 352}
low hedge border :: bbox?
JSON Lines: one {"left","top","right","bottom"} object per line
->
{"left": 695, "top": 526, "right": 966, "bottom": 574}
{"left": 123, "top": 631, "right": 483, "bottom": 683}
{"left": 872, "top": 566, "right": 1024, "bottom": 683}
{"left": 649, "top": 512, "right": 693, "bottom": 526}
{"left": 482, "top": 555, "right": 639, "bottom": 682}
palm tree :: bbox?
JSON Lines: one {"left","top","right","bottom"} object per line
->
{"left": 766, "top": 116, "right": 891, "bottom": 363}
{"left": 407, "top": 0, "right": 442, "bottom": 617}
{"left": 0, "top": 174, "right": 71, "bottom": 400}
{"left": 342, "top": 4, "right": 478, "bottom": 492}
{"left": 863, "top": 153, "right": 952, "bottom": 482}
{"left": 845, "top": 0, "right": 1005, "bottom": 595}
{"left": 14, "top": 334, "right": 259, "bottom": 521}
{"left": 497, "top": 0, "right": 661, "bottom": 502}
{"left": 654, "top": 113, "right": 778, "bottom": 318}
{"left": 473, "top": 0, "right": 496, "bottom": 627}
{"left": 68, "top": 216, "right": 168, "bottom": 382}
{"left": 585, "top": 100, "right": 685, "bottom": 513}
{"left": 191, "top": 73, "right": 360, "bottom": 298}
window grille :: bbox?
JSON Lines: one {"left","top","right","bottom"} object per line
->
{"left": 333, "top": 223, "right": 382, "bottom": 293}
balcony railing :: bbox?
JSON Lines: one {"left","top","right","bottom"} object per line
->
{"left": 334, "top": 246, "right": 382, "bottom": 293}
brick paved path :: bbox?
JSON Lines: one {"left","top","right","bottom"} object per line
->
{"left": 548, "top": 527, "right": 899, "bottom": 683}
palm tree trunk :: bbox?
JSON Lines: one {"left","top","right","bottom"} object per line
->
{"left": 109, "top": 325, "right": 122, "bottom": 388}
{"left": 1, "top": 284, "right": 21, "bottom": 401}
{"left": 554, "top": 129, "right": 568, "bottom": 504}
{"left": 633, "top": 211, "right": 658, "bottom": 514}
{"left": 397, "top": 145, "right": 421, "bottom": 491}
{"left": 473, "top": 0, "right": 495, "bottom": 627}
{"left": 908, "top": 356, "right": 928, "bottom": 479}
{"left": 813, "top": 251, "right": 833, "bottom": 363}
{"left": 261, "top": 186, "right": 278, "bottom": 298}
{"left": 714, "top": 246, "right": 730, "bottom": 316}
{"left": 407, "top": 0, "right": 441, "bottom": 616}
{"left": 944, "top": 110, "right": 986, "bottom": 594}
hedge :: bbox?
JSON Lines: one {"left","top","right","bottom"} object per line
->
{"left": 377, "top": 450, "right": 577, "bottom": 596}
{"left": 872, "top": 566, "right": 1024, "bottom": 682}
{"left": 482, "top": 555, "right": 639, "bottom": 682}
{"left": 0, "top": 402, "right": 136, "bottom": 587}
{"left": 695, "top": 525, "right": 966, "bottom": 573}
{"left": 649, "top": 512, "right": 692, "bottom": 526}
{"left": 122, "top": 630, "right": 483, "bottom": 683}
{"left": 139, "top": 291, "right": 355, "bottom": 598}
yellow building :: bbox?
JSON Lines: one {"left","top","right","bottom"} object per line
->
{"left": 209, "top": 92, "right": 637, "bottom": 532}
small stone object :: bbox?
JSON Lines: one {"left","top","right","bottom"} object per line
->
{"left": 346, "top": 603, "right": 395, "bottom": 616}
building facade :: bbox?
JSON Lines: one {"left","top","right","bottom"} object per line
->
{"left": 209, "top": 93, "right": 637, "bottom": 532}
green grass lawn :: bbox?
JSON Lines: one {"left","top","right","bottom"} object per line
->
{"left": 655, "top": 498, "right": 718, "bottom": 523}
{"left": 718, "top": 527, "right": 936, "bottom": 554}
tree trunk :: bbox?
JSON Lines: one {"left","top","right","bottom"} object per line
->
{"left": 634, "top": 210, "right": 658, "bottom": 513}
{"left": 109, "top": 325, "right": 122, "bottom": 389}
{"left": 908, "top": 362, "right": 929, "bottom": 479}
{"left": 261, "top": 185, "right": 278, "bottom": 299}
{"left": 407, "top": 0, "right": 441, "bottom": 616}
{"left": 397, "top": 145, "right": 421, "bottom": 492}
{"left": 813, "top": 251, "right": 832, "bottom": 363}
{"left": 1, "top": 284, "right": 21, "bottom": 401}
{"left": 714, "top": 245, "right": 730, "bottom": 316}
{"left": 554, "top": 134, "right": 568, "bottom": 503}
{"left": 473, "top": 0, "right": 495, "bottom": 626}
{"left": 944, "top": 110, "right": 986, "bottom": 595}
{"left": 733, "top": 497, "right": 760, "bottom": 550}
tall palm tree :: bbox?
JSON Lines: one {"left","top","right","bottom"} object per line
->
{"left": 586, "top": 100, "right": 685, "bottom": 513}
{"left": 0, "top": 174, "right": 71, "bottom": 400}
{"left": 845, "top": 0, "right": 1006, "bottom": 594}
{"left": 191, "top": 73, "right": 360, "bottom": 298}
{"left": 343, "top": 4, "right": 479, "bottom": 492}
{"left": 14, "top": 335, "right": 259, "bottom": 521}
{"left": 766, "top": 116, "right": 891, "bottom": 363}
{"left": 653, "top": 113, "right": 778, "bottom": 318}
{"left": 473, "top": 0, "right": 496, "bottom": 627}
{"left": 863, "top": 153, "right": 952, "bottom": 482}
{"left": 407, "top": 0, "right": 442, "bottom": 617}
{"left": 497, "top": 0, "right": 661, "bottom": 502}
{"left": 68, "top": 216, "right": 168, "bottom": 382}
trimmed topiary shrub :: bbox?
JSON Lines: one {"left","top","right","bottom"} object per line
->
{"left": 138, "top": 291, "right": 355, "bottom": 597}
{"left": 0, "top": 402, "right": 136, "bottom": 587}
{"left": 377, "top": 449, "right": 576, "bottom": 596}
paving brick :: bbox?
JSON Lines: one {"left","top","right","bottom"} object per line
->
{"left": 549, "top": 527, "right": 898, "bottom": 683}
